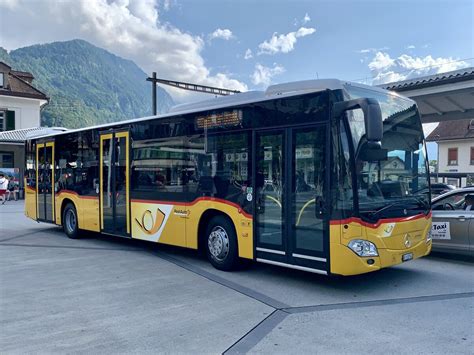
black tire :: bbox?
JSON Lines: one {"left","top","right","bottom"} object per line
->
{"left": 205, "top": 215, "right": 238, "bottom": 271}
{"left": 62, "top": 203, "right": 80, "bottom": 239}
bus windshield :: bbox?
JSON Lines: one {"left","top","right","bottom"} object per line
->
{"left": 344, "top": 85, "right": 430, "bottom": 220}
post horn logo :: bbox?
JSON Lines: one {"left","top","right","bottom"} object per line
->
{"left": 135, "top": 208, "right": 165, "bottom": 235}
{"left": 404, "top": 233, "right": 412, "bottom": 248}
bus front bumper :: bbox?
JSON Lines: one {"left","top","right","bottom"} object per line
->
{"left": 330, "top": 240, "right": 432, "bottom": 276}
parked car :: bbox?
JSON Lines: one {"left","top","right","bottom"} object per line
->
{"left": 430, "top": 183, "right": 456, "bottom": 197}
{"left": 431, "top": 187, "right": 474, "bottom": 256}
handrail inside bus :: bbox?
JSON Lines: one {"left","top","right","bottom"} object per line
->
{"left": 296, "top": 198, "right": 316, "bottom": 226}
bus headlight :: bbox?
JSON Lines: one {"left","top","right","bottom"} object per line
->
{"left": 348, "top": 239, "right": 379, "bottom": 257}
{"left": 426, "top": 229, "right": 432, "bottom": 243}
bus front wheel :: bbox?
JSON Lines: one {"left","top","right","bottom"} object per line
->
{"left": 63, "top": 203, "right": 80, "bottom": 239}
{"left": 205, "top": 216, "right": 238, "bottom": 271}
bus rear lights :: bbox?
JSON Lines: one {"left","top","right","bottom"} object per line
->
{"left": 348, "top": 239, "right": 379, "bottom": 257}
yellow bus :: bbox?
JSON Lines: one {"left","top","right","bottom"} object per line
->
{"left": 24, "top": 80, "right": 432, "bottom": 276}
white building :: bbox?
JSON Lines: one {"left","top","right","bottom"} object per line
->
{"left": 0, "top": 61, "right": 49, "bottom": 195}
{"left": 0, "top": 61, "right": 48, "bottom": 132}
{"left": 426, "top": 119, "right": 474, "bottom": 187}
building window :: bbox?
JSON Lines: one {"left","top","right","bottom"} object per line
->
{"left": 0, "top": 152, "right": 14, "bottom": 168}
{"left": 0, "top": 111, "right": 4, "bottom": 132}
{"left": 0, "top": 72, "right": 4, "bottom": 88}
{"left": 471, "top": 147, "right": 474, "bottom": 165}
{"left": 0, "top": 111, "right": 15, "bottom": 132}
{"left": 448, "top": 148, "right": 458, "bottom": 166}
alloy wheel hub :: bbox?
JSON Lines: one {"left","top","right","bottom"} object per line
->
{"left": 208, "top": 226, "right": 229, "bottom": 261}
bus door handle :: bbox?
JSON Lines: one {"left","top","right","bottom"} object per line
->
{"left": 315, "top": 196, "right": 325, "bottom": 218}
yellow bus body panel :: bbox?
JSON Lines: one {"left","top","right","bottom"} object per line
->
{"left": 131, "top": 200, "right": 187, "bottom": 247}
{"left": 79, "top": 197, "right": 100, "bottom": 232}
{"left": 24, "top": 184, "right": 37, "bottom": 220}
{"left": 130, "top": 198, "right": 254, "bottom": 259}
{"left": 186, "top": 198, "right": 253, "bottom": 260}
{"left": 330, "top": 214, "right": 432, "bottom": 276}
{"left": 55, "top": 191, "right": 100, "bottom": 232}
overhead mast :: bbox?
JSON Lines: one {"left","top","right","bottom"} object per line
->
{"left": 146, "top": 72, "right": 241, "bottom": 115}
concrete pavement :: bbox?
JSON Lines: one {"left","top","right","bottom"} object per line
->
{"left": 1, "top": 200, "right": 473, "bottom": 353}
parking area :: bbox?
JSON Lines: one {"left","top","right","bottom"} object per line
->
{"left": 1, "top": 200, "right": 473, "bottom": 354}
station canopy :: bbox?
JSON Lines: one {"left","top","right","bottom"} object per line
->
{"left": 379, "top": 67, "right": 474, "bottom": 123}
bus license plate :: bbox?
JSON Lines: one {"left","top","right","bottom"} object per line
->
{"left": 402, "top": 253, "right": 413, "bottom": 262}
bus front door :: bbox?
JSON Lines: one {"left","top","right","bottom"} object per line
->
{"left": 100, "top": 131, "right": 130, "bottom": 237}
{"left": 255, "top": 125, "right": 329, "bottom": 275}
{"left": 36, "top": 141, "right": 55, "bottom": 222}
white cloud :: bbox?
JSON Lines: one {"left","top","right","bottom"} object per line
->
{"left": 0, "top": 0, "right": 247, "bottom": 101}
{"left": 368, "top": 52, "right": 395, "bottom": 72}
{"left": 162, "top": 0, "right": 172, "bottom": 11}
{"left": 0, "top": 0, "right": 18, "bottom": 9}
{"left": 406, "top": 45, "right": 415, "bottom": 50}
{"left": 244, "top": 48, "right": 253, "bottom": 60}
{"left": 258, "top": 27, "right": 316, "bottom": 55}
{"left": 209, "top": 28, "right": 234, "bottom": 41}
{"left": 302, "top": 13, "right": 311, "bottom": 24}
{"left": 357, "top": 48, "right": 374, "bottom": 54}
{"left": 251, "top": 63, "right": 285, "bottom": 86}
{"left": 294, "top": 13, "right": 311, "bottom": 26}
{"left": 356, "top": 46, "right": 389, "bottom": 54}
{"left": 368, "top": 51, "right": 469, "bottom": 84}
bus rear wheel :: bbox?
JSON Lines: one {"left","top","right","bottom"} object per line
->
{"left": 63, "top": 203, "right": 80, "bottom": 239}
{"left": 205, "top": 216, "right": 238, "bottom": 271}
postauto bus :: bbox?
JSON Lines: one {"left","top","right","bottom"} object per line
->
{"left": 25, "top": 79, "right": 432, "bottom": 276}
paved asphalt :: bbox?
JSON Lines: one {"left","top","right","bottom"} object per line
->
{"left": 1, "top": 200, "right": 473, "bottom": 354}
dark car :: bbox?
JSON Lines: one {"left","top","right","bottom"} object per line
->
{"left": 430, "top": 183, "right": 456, "bottom": 197}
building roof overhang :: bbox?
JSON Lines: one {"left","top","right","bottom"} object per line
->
{"left": 379, "top": 67, "right": 474, "bottom": 124}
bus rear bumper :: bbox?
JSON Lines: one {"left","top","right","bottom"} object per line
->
{"left": 330, "top": 241, "right": 432, "bottom": 276}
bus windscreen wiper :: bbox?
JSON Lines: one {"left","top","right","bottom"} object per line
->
{"left": 367, "top": 201, "right": 406, "bottom": 219}
{"left": 367, "top": 197, "right": 428, "bottom": 220}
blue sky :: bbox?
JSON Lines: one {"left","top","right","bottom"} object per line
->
{"left": 1, "top": 0, "right": 472, "bottom": 95}
{"left": 160, "top": 0, "right": 473, "bottom": 87}
{"left": 0, "top": 0, "right": 472, "bottom": 159}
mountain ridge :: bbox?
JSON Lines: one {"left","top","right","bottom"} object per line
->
{"left": 0, "top": 39, "right": 173, "bottom": 129}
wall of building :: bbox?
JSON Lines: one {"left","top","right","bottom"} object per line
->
{"left": 437, "top": 139, "right": 474, "bottom": 187}
{"left": 0, "top": 95, "right": 42, "bottom": 129}
{"left": 0, "top": 143, "right": 25, "bottom": 197}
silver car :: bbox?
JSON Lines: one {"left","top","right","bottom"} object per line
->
{"left": 431, "top": 187, "right": 474, "bottom": 256}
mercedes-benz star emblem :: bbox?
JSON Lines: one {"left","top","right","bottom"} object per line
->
{"left": 404, "top": 233, "right": 412, "bottom": 248}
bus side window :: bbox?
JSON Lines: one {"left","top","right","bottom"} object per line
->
{"left": 187, "top": 132, "right": 251, "bottom": 212}
{"left": 26, "top": 141, "right": 36, "bottom": 188}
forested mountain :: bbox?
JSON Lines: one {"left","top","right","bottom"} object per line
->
{"left": 0, "top": 40, "right": 173, "bottom": 128}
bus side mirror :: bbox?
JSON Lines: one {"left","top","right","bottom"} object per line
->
{"left": 333, "top": 98, "right": 383, "bottom": 149}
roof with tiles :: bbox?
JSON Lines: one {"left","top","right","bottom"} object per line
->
{"left": 0, "top": 61, "right": 48, "bottom": 101}
{"left": 426, "top": 119, "right": 474, "bottom": 142}
{"left": 0, "top": 127, "right": 51, "bottom": 143}
{"left": 378, "top": 67, "right": 474, "bottom": 92}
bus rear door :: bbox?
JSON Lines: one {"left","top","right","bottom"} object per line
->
{"left": 100, "top": 131, "right": 130, "bottom": 237}
{"left": 36, "top": 141, "right": 55, "bottom": 222}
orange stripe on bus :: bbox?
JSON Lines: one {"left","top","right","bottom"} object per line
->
{"left": 56, "top": 190, "right": 99, "bottom": 200}
{"left": 329, "top": 212, "right": 431, "bottom": 229}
